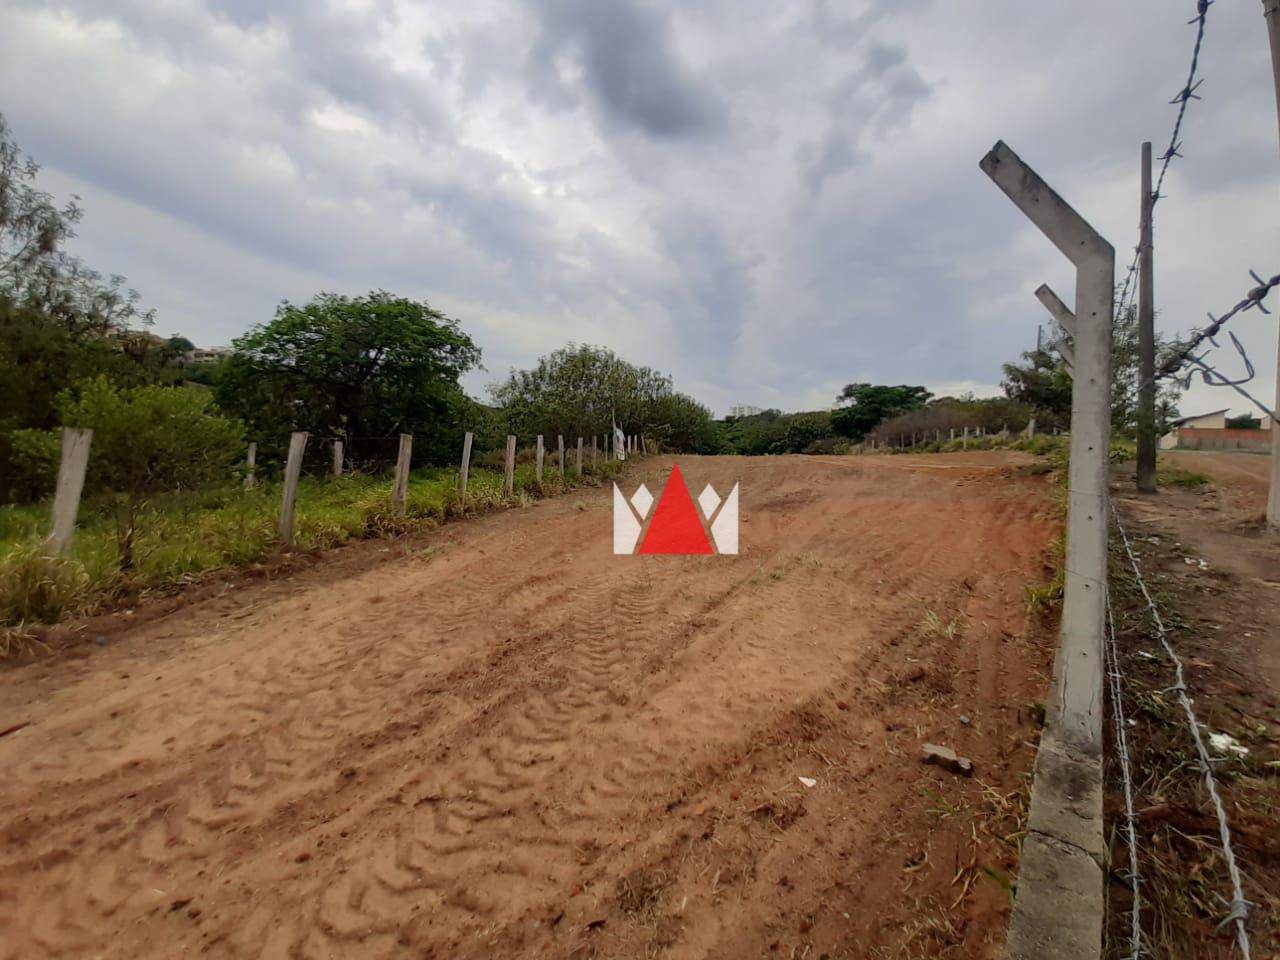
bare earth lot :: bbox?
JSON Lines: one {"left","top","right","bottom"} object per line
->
{"left": 0, "top": 453, "right": 1061, "bottom": 960}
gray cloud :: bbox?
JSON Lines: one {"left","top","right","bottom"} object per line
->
{"left": 524, "top": 0, "right": 726, "bottom": 139}
{"left": 0, "top": 0, "right": 1274, "bottom": 420}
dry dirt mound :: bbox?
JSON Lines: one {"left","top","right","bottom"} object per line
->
{"left": 0, "top": 453, "right": 1060, "bottom": 959}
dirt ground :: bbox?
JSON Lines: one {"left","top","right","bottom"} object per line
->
{"left": 1106, "top": 450, "right": 1280, "bottom": 958}
{"left": 0, "top": 453, "right": 1062, "bottom": 960}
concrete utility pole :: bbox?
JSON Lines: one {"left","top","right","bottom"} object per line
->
{"left": 1137, "top": 141, "right": 1158, "bottom": 494}
{"left": 982, "top": 141, "right": 1113, "bottom": 960}
{"left": 1263, "top": 0, "right": 1280, "bottom": 526}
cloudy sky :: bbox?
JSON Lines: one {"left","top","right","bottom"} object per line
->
{"left": 1, "top": 0, "right": 1276, "bottom": 419}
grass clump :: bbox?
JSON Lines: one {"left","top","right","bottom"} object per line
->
{"left": 0, "top": 542, "right": 93, "bottom": 626}
{"left": 1157, "top": 466, "right": 1210, "bottom": 489}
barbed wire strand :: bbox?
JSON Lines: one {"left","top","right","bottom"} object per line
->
{"left": 1154, "top": 0, "right": 1213, "bottom": 205}
{"left": 1132, "top": 269, "right": 1280, "bottom": 396}
{"left": 1114, "top": 1, "right": 1212, "bottom": 320}
{"left": 1105, "top": 588, "right": 1143, "bottom": 960}
{"left": 1111, "top": 501, "right": 1253, "bottom": 959}
{"left": 1182, "top": 354, "right": 1279, "bottom": 423}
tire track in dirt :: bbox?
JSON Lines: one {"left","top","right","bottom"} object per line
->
{"left": 0, "top": 453, "right": 1060, "bottom": 959}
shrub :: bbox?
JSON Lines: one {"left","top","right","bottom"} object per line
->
{"left": 25, "top": 377, "right": 245, "bottom": 570}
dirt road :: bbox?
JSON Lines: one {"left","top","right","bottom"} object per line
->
{"left": 0, "top": 453, "right": 1061, "bottom": 959}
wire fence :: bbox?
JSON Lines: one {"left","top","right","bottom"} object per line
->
{"left": 1104, "top": 589, "right": 1143, "bottom": 960}
{"left": 1110, "top": 499, "right": 1253, "bottom": 959}
{"left": 1115, "top": 0, "right": 1213, "bottom": 321}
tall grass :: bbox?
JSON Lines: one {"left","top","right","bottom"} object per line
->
{"left": 0, "top": 459, "right": 622, "bottom": 631}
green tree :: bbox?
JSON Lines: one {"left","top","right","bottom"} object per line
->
{"left": 11, "top": 377, "right": 244, "bottom": 569}
{"left": 489, "top": 343, "right": 713, "bottom": 451}
{"left": 216, "top": 291, "right": 481, "bottom": 465}
{"left": 830, "top": 384, "right": 932, "bottom": 440}
{"left": 1001, "top": 303, "right": 1181, "bottom": 437}
{"left": 1, "top": 115, "right": 171, "bottom": 500}
{"left": 1000, "top": 346, "right": 1073, "bottom": 431}
{"left": 712, "top": 409, "right": 837, "bottom": 455}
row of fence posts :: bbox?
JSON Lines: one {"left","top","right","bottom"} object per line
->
{"left": 859, "top": 418, "right": 1051, "bottom": 452}
{"left": 44, "top": 426, "right": 651, "bottom": 554}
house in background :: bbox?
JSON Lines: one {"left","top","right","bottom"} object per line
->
{"left": 1160, "top": 407, "right": 1275, "bottom": 452}
{"left": 181, "top": 346, "right": 231, "bottom": 365}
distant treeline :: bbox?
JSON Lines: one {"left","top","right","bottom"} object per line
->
{"left": 709, "top": 393, "right": 1039, "bottom": 456}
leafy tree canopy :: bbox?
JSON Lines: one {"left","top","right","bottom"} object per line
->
{"left": 1001, "top": 304, "right": 1181, "bottom": 437}
{"left": 216, "top": 291, "right": 482, "bottom": 464}
{"left": 830, "top": 383, "right": 932, "bottom": 440}
{"left": 489, "top": 343, "right": 714, "bottom": 452}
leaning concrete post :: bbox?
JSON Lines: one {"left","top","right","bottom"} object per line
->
{"left": 245, "top": 441, "right": 257, "bottom": 489}
{"left": 535, "top": 435, "right": 544, "bottom": 481}
{"left": 984, "top": 140, "right": 1112, "bottom": 744}
{"left": 503, "top": 435, "right": 516, "bottom": 496}
{"left": 331, "top": 440, "right": 344, "bottom": 478}
{"left": 576, "top": 437, "right": 583, "bottom": 476}
{"left": 982, "top": 139, "right": 1113, "bottom": 959}
{"left": 557, "top": 434, "right": 565, "bottom": 477}
{"left": 278, "top": 431, "right": 308, "bottom": 544}
{"left": 1035, "top": 284, "right": 1077, "bottom": 371}
{"left": 458, "top": 431, "right": 474, "bottom": 509}
{"left": 641, "top": 435, "right": 648, "bottom": 455}
{"left": 48, "top": 427, "right": 92, "bottom": 555}
{"left": 391, "top": 433, "right": 413, "bottom": 518}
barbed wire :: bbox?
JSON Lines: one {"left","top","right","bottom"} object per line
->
{"left": 1114, "top": 0, "right": 1213, "bottom": 320}
{"left": 1111, "top": 501, "right": 1253, "bottom": 959}
{"left": 1154, "top": 0, "right": 1213, "bottom": 204}
{"left": 1105, "top": 588, "right": 1143, "bottom": 960}
{"left": 1178, "top": 338, "right": 1280, "bottom": 422}
{"left": 1133, "top": 269, "right": 1280, "bottom": 395}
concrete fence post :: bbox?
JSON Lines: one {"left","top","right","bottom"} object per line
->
{"left": 1028, "top": 416, "right": 1037, "bottom": 439}
{"left": 459, "top": 431, "right": 474, "bottom": 509}
{"left": 391, "top": 433, "right": 413, "bottom": 518}
{"left": 576, "top": 437, "right": 583, "bottom": 476}
{"left": 1035, "top": 284, "right": 1078, "bottom": 371}
{"left": 331, "top": 439, "right": 344, "bottom": 478}
{"left": 48, "top": 427, "right": 93, "bottom": 555}
{"left": 592, "top": 435, "right": 598, "bottom": 468}
{"left": 245, "top": 441, "right": 257, "bottom": 489}
{"left": 535, "top": 435, "right": 544, "bottom": 482}
{"left": 982, "top": 139, "right": 1113, "bottom": 960}
{"left": 503, "top": 434, "right": 516, "bottom": 497}
{"left": 557, "top": 434, "right": 565, "bottom": 477}
{"left": 962, "top": 427, "right": 969, "bottom": 449}
{"left": 278, "top": 431, "right": 309, "bottom": 545}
